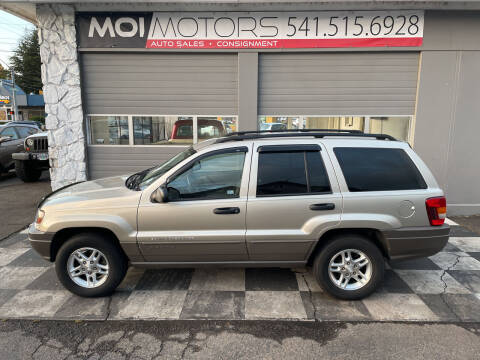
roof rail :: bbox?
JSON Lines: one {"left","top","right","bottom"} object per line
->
{"left": 215, "top": 129, "right": 397, "bottom": 143}
{"left": 226, "top": 128, "right": 364, "bottom": 137}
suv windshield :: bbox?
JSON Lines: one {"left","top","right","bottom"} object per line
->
{"left": 126, "top": 147, "right": 196, "bottom": 190}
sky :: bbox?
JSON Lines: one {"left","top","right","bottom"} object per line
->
{"left": 0, "top": 10, "right": 36, "bottom": 70}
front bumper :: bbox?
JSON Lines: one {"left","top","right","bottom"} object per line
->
{"left": 12, "top": 152, "right": 49, "bottom": 161}
{"left": 381, "top": 224, "right": 450, "bottom": 260}
{"left": 28, "top": 223, "right": 54, "bottom": 261}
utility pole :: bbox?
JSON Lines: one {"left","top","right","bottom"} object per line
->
{"left": 10, "top": 69, "right": 18, "bottom": 121}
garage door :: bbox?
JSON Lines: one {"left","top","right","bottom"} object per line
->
{"left": 81, "top": 53, "right": 238, "bottom": 115}
{"left": 258, "top": 52, "right": 419, "bottom": 116}
{"left": 81, "top": 53, "right": 238, "bottom": 179}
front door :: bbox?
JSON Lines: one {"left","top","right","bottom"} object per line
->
{"left": 137, "top": 145, "right": 252, "bottom": 262}
{"left": 246, "top": 141, "right": 343, "bottom": 262}
{"left": 0, "top": 127, "right": 23, "bottom": 170}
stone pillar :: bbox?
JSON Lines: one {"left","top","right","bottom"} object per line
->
{"left": 37, "top": 4, "right": 87, "bottom": 190}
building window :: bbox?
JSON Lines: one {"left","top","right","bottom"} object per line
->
{"left": 90, "top": 116, "right": 129, "bottom": 145}
{"left": 133, "top": 116, "right": 193, "bottom": 145}
{"left": 369, "top": 117, "right": 410, "bottom": 142}
{"left": 258, "top": 115, "right": 412, "bottom": 142}
{"left": 89, "top": 115, "right": 238, "bottom": 146}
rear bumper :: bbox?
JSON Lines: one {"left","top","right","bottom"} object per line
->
{"left": 381, "top": 224, "right": 450, "bottom": 260}
{"left": 28, "top": 223, "right": 54, "bottom": 261}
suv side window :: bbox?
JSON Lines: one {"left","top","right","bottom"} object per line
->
{"left": 334, "top": 147, "right": 427, "bottom": 192}
{"left": 0, "top": 127, "right": 19, "bottom": 140}
{"left": 256, "top": 148, "right": 331, "bottom": 197}
{"left": 167, "top": 148, "right": 246, "bottom": 201}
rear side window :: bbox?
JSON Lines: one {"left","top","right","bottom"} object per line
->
{"left": 334, "top": 147, "right": 427, "bottom": 192}
{"left": 256, "top": 150, "right": 331, "bottom": 196}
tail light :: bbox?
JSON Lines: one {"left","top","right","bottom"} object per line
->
{"left": 426, "top": 197, "right": 446, "bottom": 226}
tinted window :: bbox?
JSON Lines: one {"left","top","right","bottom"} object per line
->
{"left": 16, "top": 126, "right": 38, "bottom": 138}
{"left": 257, "top": 151, "right": 331, "bottom": 196}
{"left": 167, "top": 150, "right": 246, "bottom": 201}
{"left": 257, "top": 152, "right": 307, "bottom": 196}
{"left": 0, "top": 127, "right": 19, "bottom": 140}
{"left": 306, "top": 152, "right": 331, "bottom": 193}
{"left": 334, "top": 147, "right": 427, "bottom": 192}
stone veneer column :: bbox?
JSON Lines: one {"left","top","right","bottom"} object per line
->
{"left": 37, "top": 4, "right": 87, "bottom": 190}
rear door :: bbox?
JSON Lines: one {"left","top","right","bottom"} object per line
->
{"left": 246, "top": 140, "right": 343, "bottom": 262}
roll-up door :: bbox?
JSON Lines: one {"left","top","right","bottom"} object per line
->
{"left": 81, "top": 53, "right": 238, "bottom": 115}
{"left": 258, "top": 52, "right": 419, "bottom": 116}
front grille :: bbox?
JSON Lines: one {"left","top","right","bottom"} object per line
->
{"left": 32, "top": 138, "right": 48, "bottom": 153}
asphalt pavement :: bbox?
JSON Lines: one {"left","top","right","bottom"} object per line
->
{"left": 0, "top": 320, "right": 479, "bottom": 359}
{"left": 0, "top": 171, "right": 51, "bottom": 239}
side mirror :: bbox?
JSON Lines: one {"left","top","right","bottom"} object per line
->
{"left": 0, "top": 136, "right": 11, "bottom": 143}
{"left": 151, "top": 186, "right": 168, "bottom": 203}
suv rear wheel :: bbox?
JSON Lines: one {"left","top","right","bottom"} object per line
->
{"left": 313, "top": 234, "right": 384, "bottom": 300}
{"left": 55, "top": 233, "right": 128, "bottom": 297}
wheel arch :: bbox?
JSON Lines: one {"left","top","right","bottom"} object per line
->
{"left": 307, "top": 228, "right": 389, "bottom": 265}
{"left": 50, "top": 227, "right": 127, "bottom": 262}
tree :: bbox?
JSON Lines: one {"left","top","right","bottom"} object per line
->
{"left": 9, "top": 29, "right": 42, "bottom": 94}
{"left": 0, "top": 64, "right": 9, "bottom": 80}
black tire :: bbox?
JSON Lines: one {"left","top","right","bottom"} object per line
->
{"left": 55, "top": 233, "right": 128, "bottom": 297}
{"left": 15, "top": 160, "right": 42, "bottom": 182}
{"left": 313, "top": 234, "right": 385, "bottom": 300}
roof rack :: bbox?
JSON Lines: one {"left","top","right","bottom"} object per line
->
{"left": 215, "top": 129, "right": 396, "bottom": 143}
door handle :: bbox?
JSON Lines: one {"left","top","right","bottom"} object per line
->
{"left": 213, "top": 207, "right": 240, "bottom": 215}
{"left": 309, "top": 203, "right": 335, "bottom": 211}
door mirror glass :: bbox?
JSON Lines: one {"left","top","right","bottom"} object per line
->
{"left": 0, "top": 136, "right": 12, "bottom": 143}
{"left": 151, "top": 186, "right": 168, "bottom": 203}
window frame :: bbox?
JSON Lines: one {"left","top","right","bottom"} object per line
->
{"left": 255, "top": 147, "right": 333, "bottom": 198}
{"left": 164, "top": 146, "right": 249, "bottom": 202}
{"left": 258, "top": 115, "right": 415, "bottom": 144}
{"left": 87, "top": 114, "right": 238, "bottom": 148}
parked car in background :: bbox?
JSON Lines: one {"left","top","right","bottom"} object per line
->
{"left": 0, "top": 124, "right": 39, "bottom": 176}
{"left": 28, "top": 129, "right": 449, "bottom": 299}
{"left": 12, "top": 131, "right": 49, "bottom": 182}
{"left": 8, "top": 120, "right": 44, "bottom": 130}
{"left": 170, "top": 119, "right": 226, "bottom": 143}
{"left": 260, "top": 122, "right": 287, "bottom": 131}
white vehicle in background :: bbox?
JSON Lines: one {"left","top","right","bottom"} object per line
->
{"left": 260, "top": 122, "right": 287, "bottom": 131}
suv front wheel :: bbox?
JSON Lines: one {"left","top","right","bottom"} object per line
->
{"left": 55, "top": 233, "right": 128, "bottom": 297}
{"left": 313, "top": 234, "right": 385, "bottom": 300}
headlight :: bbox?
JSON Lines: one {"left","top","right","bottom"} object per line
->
{"left": 26, "top": 138, "right": 34, "bottom": 147}
{"left": 35, "top": 210, "right": 45, "bottom": 225}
